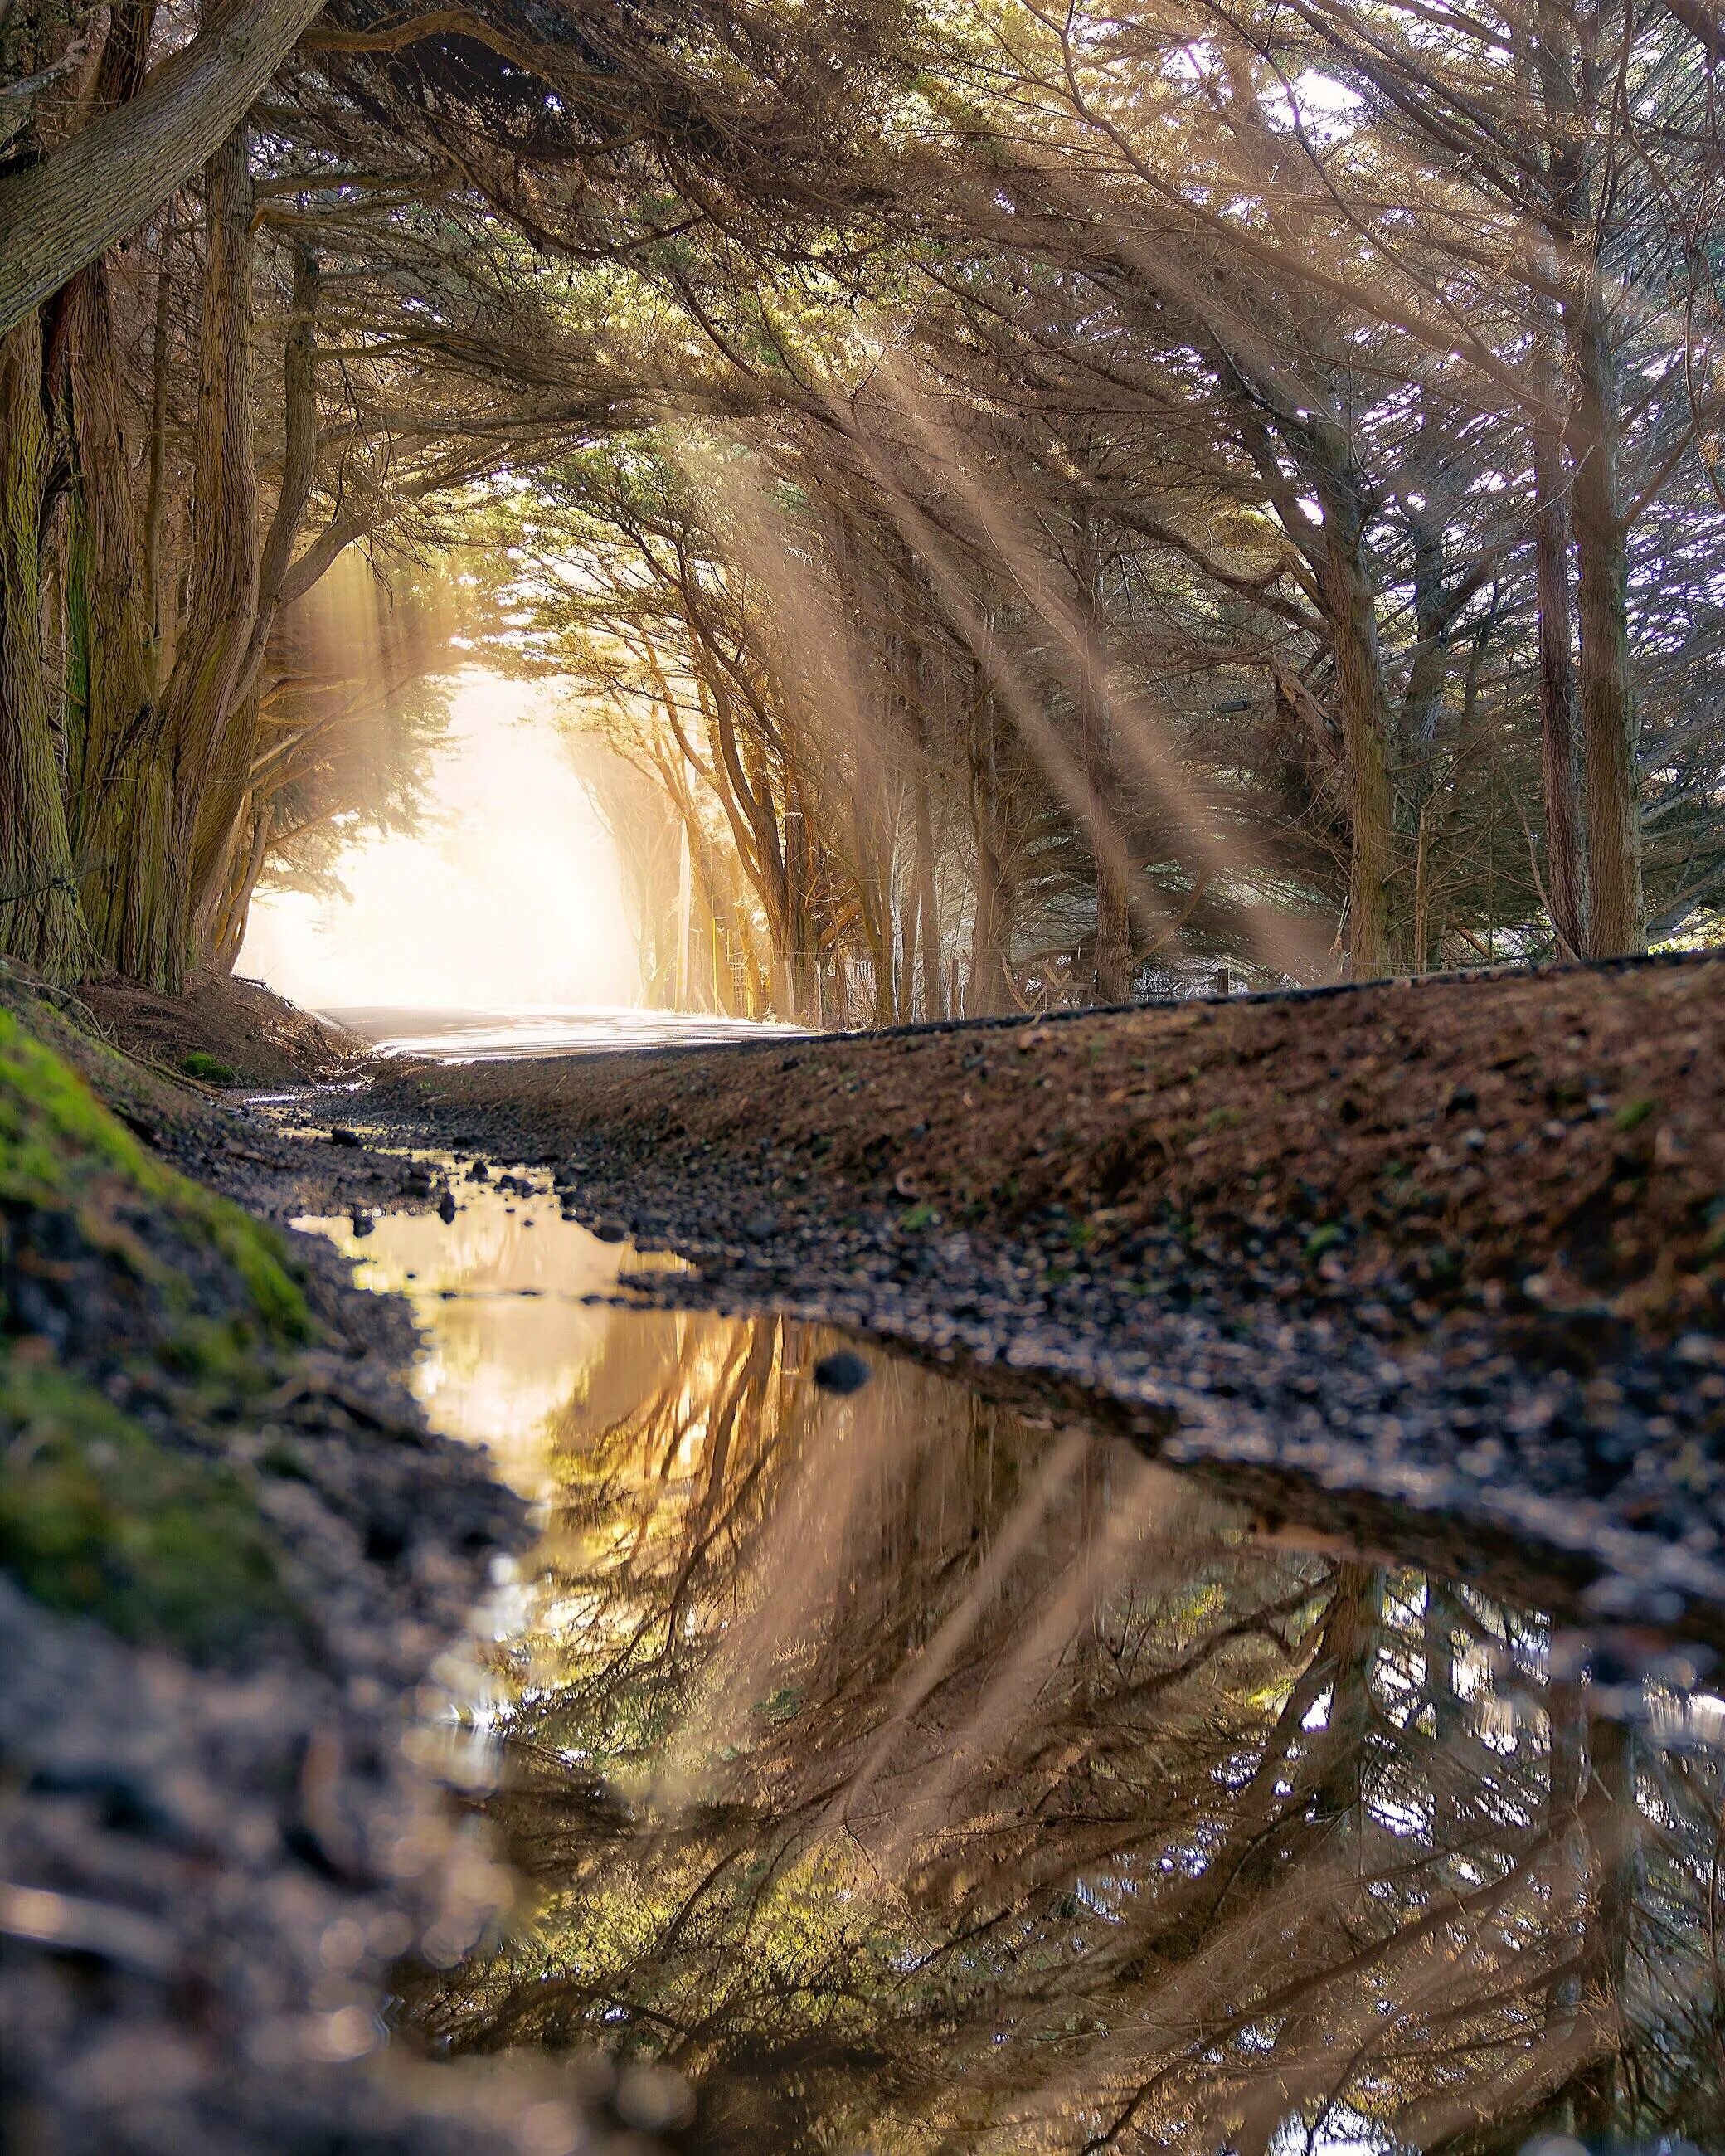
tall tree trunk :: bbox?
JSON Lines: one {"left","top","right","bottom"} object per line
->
{"left": 133, "top": 122, "right": 258, "bottom": 991}
{"left": 911, "top": 651, "right": 945, "bottom": 1020}
{"left": 0, "top": 0, "right": 328, "bottom": 338}
{"left": 143, "top": 221, "right": 175, "bottom": 652}
{"left": 1319, "top": 497, "right": 1403, "bottom": 979}
{"left": 1523, "top": 139, "right": 1589, "bottom": 963}
{"left": 1530, "top": 384, "right": 1587, "bottom": 958}
{"left": 1565, "top": 285, "right": 1643, "bottom": 958}
{"left": 966, "top": 679, "right": 1013, "bottom": 1016}
{"left": 208, "top": 801, "right": 270, "bottom": 973}
{"left": 0, "top": 315, "right": 85, "bottom": 982}
{"left": 1570, "top": 1711, "right": 1639, "bottom": 2138}
{"left": 191, "top": 241, "right": 318, "bottom": 950}
{"left": 1073, "top": 529, "right": 1132, "bottom": 1005}
{"left": 62, "top": 256, "right": 170, "bottom": 978}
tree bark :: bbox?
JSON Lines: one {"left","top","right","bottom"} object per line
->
{"left": 62, "top": 255, "right": 172, "bottom": 979}
{"left": 1073, "top": 517, "right": 1133, "bottom": 1004}
{"left": 136, "top": 122, "right": 259, "bottom": 990}
{"left": 1565, "top": 285, "right": 1644, "bottom": 957}
{"left": 1319, "top": 493, "right": 1403, "bottom": 979}
{"left": 0, "top": 0, "right": 328, "bottom": 338}
{"left": 191, "top": 241, "right": 318, "bottom": 946}
{"left": 966, "top": 675, "right": 1013, "bottom": 1016}
{"left": 143, "top": 224, "right": 174, "bottom": 650}
{"left": 1529, "top": 392, "right": 1587, "bottom": 960}
{"left": 909, "top": 644, "right": 945, "bottom": 1020}
{"left": 0, "top": 314, "right": 85, "bottom": 982}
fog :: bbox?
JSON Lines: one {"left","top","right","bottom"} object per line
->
{"left": 241, "top": 673, "right": 639, "bottom": 1014}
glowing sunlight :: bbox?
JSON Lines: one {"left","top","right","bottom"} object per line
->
{"left": 240, "top": 672, "right": 639, "bottom": 1015}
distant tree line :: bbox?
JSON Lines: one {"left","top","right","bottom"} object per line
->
{"left": 3, "top": 0, "right": 1723, "bottom": 1013}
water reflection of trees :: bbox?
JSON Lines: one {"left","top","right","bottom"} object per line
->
{"left": 411, "top": 1320, "right": 1725, "bottom": 2154}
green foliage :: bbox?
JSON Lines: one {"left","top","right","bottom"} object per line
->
{"left": 180, "top": 1050, "right": 237, "bottom": 1083}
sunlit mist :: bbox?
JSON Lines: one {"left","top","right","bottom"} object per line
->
{"left": 241, "top": 672, "right": 639, "bottom": 1012}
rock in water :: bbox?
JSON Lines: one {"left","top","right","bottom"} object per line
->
{"left": 437, "top": 1191, "right": 458, "bottom": 1224}
{"left": 592, "top": 1219, "right": 628, "bottom": 1244}
{"left": 813, "top": 1349, "right": 872, "bottom": 1396}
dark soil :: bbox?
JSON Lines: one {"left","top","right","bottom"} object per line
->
{"left": 356, "top": 952, "right": 1725, "bottom": 1637}
{"left": 77, "top": 969, "right": 363, "bottom": 1088}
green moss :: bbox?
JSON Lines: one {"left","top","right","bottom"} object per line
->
{"left": 0, "top": 1005, "right": 322, "bottom": 1651}
{"left": 0, "top": 1006, "right": 309, "bottom": 1346}
{"left": 0, "top": 1360, "right": 291, "bottom": 1657}
{"left": 0, "top": 1006, "right": 154, "bottom": 1207}
{"left": 1614, "top": 1095, "right": 1658, "bottom": 1133}
{"left": 181, "top": 1051, "right": 237, "bottom": 1084}
{"left": 203, "top": 1209, "right": 310, "bottom": 1341}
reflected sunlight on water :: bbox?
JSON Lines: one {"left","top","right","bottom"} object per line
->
{"left": 294, "top": 1193, "right": 688, "bottom": 1492}
{"left": 294, "top": 1194, "right": 1725, "bottom": 2156}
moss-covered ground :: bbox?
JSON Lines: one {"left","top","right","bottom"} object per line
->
{"left": 0, "top": 1001, "right": 310, "bottom": 1655}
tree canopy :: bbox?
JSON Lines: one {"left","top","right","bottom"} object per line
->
{"left": 4, "top": 0, "right": 1723, "bottom": 1010}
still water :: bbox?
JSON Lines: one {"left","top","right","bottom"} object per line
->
{"left": 299, "top": 1186, "right": 1725, "bottom": 2154}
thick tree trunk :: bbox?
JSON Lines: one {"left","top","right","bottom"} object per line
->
{"left": 61, "top": 256, "right": 174, "bottom": 980}
{"left": 0, "top": 315, "right": 85, "bottom": 982}
{"left": 0, "top": 0, "right": 327, "bottom": 338}
{"left": 133, "top": 123, "right": 258, "bottom": 991}
{"left": 1319, "top": 502, "right": 1403, "bottom": 979}
{"left": 1565, "top": 289, "right": 1643, "bottom": 958}
{"left": 143, "top": 231, "right": 175, "bottom": 651}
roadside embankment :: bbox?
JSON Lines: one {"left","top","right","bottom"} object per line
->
{"left": 76, "top": 967, "right": 365, "bottom": 1088}
{"left": 368, "top": 953, "right": 1725, "bottom": 1626}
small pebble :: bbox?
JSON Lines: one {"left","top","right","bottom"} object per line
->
{"left": 814, "top": 1349, "right": 872, "bottom": 1395}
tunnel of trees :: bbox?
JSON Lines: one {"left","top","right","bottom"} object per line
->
{"left": 4, "top": 0, "right": 1725, "bottom": 1020}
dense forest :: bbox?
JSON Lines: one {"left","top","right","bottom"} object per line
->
{"left": 5, "top": 0, "right": 1725, "bottom": 1020}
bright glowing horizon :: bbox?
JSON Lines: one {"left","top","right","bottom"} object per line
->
{"left": 240, "top": 671, "right": 639, "bottom": 1015}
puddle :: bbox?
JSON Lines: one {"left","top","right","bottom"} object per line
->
{"left": 295, "top": 1190, "right": 688, "bottom": 1492}
{"left": 297, "top": 1194, "right": 1725, "bottom": 2153}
